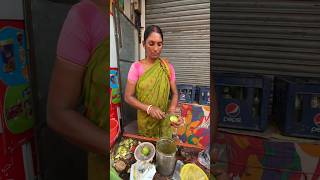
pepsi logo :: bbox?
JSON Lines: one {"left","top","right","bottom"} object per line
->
{"left": 313, "top": 113, "right": 320, "bottom": 127}
{"left": 225, "top": 103, "right": 240, "bottom": 118}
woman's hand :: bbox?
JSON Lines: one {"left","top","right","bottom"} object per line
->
{"left": 149, "top": 106, "right": 166, "bottom": 120}
{"left": 167, "top": 107, "right": 184, "bottom": 128}
{"left": 170, "top": 116, "right": 184, "bottom": 128}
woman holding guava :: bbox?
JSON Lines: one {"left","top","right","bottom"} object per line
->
{"left": 124, "top": 25, "right": 183, "bottom": 138}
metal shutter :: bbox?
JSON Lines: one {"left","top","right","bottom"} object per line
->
{"left": 146, "top": 0, "right": 210, "bottom": 86}
{"left": 212, "top": 0, "right": 320, "bottom": 78}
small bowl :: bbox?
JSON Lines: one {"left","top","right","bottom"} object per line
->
{"left": 134, "top": 142, "right": 155, "bottom": 162}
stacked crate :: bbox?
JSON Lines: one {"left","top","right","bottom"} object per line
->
{"left": 214, "top": 72, "right": 273, "bottom": 131}
{"left": 274, "top": 77, "right": 320, "bottom": 139}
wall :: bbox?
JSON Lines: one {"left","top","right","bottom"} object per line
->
{"left": 0, "top": 0, "right": 24, "bottom": 20}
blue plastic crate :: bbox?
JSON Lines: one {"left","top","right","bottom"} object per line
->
{"left": 274, "top": 77, "right": 320, "bottom": 139}
{"left": 177, "top": 84, "right": 196, "bottom": 103}
{"left": 215, "top": 72, "right": 273, "bottom": 131}
{"left": 197, "top": 86, "right": 210, "bottom": 105}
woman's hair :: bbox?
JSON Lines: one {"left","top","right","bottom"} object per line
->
{"left": 143, "top": 25, "right": 163, "bottom": 44}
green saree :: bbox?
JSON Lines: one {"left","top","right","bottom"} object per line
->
{"left": 82, "top": 37, "right": 108, "bottom": 180}
{"left": 136, "top": 58, "right": 173, "bottom": 138}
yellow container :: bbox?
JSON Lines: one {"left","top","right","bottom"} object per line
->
{"left": 180, "top": 163, "right": 208, "bottom": 180}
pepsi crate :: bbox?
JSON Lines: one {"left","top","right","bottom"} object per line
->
{"left": 274, "top": 77, "right": 320, "bottom": 139}
{"left": 197, "top": 86, "right": 210, "bottom": 105}
{"left": 215, "top": 72, "right": 273, "bottom": 131}
{"left": 177, "top": 84, "right": 196, "bottom": 103}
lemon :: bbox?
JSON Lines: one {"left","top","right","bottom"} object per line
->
{"left": 180, "top": 163, "right": 208, "bottom": 180}
{"left": 141, "top": 146, "right": 150, "bottom": 156}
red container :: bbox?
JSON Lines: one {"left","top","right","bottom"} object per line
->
{"left": 110, "top": 118, "right": 119, "bottom": 147}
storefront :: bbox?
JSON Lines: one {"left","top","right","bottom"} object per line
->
{"left": 110, "top": 0, "right": 211, "bottom": 179}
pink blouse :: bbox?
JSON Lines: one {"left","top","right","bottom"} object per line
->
{"left": 57, "top": 0, "right": 107, "bottom": 66}
{"left": 127, "top": 61, "right": 176, "bottom": 84}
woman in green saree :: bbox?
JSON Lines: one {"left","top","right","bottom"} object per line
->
{"left": 125, "top": 25, "right": 182, "bottom": 138}
{"left": 47, "top": 0, "right": 107, "bottom": 179}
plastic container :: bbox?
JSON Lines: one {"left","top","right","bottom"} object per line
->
{"left": 134, "top": 142, "right": 155, "bottom": 162}
{"left": 177, "top": 84, "right": 196, "bottom": 103}
{"left": 215, "top": 72, "right": 273, "bottom": 131}
{"left": 110, "top": 166, "right": 122, "bottom": 180}
{"left": 274, "top": 77, "right": 320, "bottom": 139}
{"left": 180, "top": 163, "right": 208, "bottom": 180}
{"left": 110, "top": 118, "right": 119, "bottom": 147}
{"left": 198, "top": 86, "right": 210, "bottom": 105}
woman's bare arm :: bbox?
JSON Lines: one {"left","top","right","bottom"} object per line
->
{"left": 47, "top": 57, "right": 107, "bottom": 156}
{"left": 168, "top": 80, "right": 178, "bottom": 113}
{"left": 124, "top": 80, "right": 165, "bottom": 119}
{"left": 124, "top": 81, "right": 149, "bottom": 112}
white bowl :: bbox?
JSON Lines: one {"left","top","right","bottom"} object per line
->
{"left": 134, "top": 142, "right": 155, "bottom": 162}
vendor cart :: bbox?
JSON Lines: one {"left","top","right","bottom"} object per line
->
{"left": 110, "top": 131, "right": 210, "bottom": 180}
